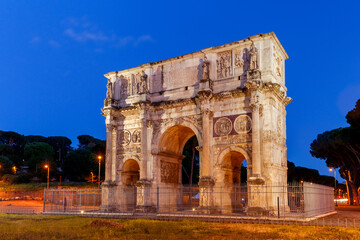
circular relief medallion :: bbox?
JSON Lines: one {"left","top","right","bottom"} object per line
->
{"left": 214, "top": 117, "right": 232, "bottom": 136}
{"left": 118, "top": 130, "right": 131, "bottom": 145}
{"left": 234, "top": 115, "right": 252, "bottom": 133}
{"left": 132, "top": 130, "right": 141, "bottom": 143}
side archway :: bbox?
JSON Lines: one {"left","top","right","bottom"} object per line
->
{"left": 122, "top": 159, "right": 140, "bottom": 186}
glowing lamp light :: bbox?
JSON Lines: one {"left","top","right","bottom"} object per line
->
{"left": 80, "top": 210, "right": 84, "bottom": 214}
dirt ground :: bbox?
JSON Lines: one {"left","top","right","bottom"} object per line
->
{"left": 0, "top": 200, "right": 43, "bottom": 207}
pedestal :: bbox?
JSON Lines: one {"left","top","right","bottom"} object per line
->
{"left": 198, "top": 176, "right": 216, "bottom": 213}
{"left": 135, "top": 179, "right": 155, "bottom": 213}
{"left": 247, "top": 179, "right": 268, "bottom": 216}
{"left": 100, "top": 181, "right": 118, "bottom": 212}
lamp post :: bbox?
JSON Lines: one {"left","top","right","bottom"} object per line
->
{"left": 98, "top": 155, "right": 102, "bottom": 188}
{"left": 330, "top": 168, "right": 337, "bottom": 206}
{"left": 44, "top": 164, "right": 50, "bottom": 189}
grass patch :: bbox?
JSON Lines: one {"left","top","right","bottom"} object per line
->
{"left": 0, "top": 214, "right": 359, "bottom": 239}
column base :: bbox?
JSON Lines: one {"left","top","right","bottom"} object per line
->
{"left": 247, "top": 207, "right": 270, "bottom": 216}
{"left": 248, "top": 176, "right": 265, "bottom": 185}
{"left": 198, "top": 176, "right": 215, "bottom": 212}
{"left": 100, "top": 181, "right": 118, "bottom": 212}
{"left": 135, "top": 179, "right": 154, "bottom": 211}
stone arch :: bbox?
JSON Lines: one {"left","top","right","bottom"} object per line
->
{"left": 121, "top": 155, "right": 141, "bottom": 169}
{"left": 217, "top": 145, "right": 251, "bottom": 168}
{"left": 152, "top": 119, "right": 203, "bottom": 151}
{"left": 216, "top": 147, "right": 249, "bottom": 213}
{"left": 122, "top": 159, "right": 140, "bottom": 186}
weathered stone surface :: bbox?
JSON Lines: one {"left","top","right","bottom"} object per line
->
{"left": 101, "top": 32, "right": 292, "bottom": 214}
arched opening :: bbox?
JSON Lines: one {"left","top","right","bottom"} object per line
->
{"left": 221, "top": 151, "right": 247, "bottom": 213}
{"left": 181, "top": 135, "right": 199, "bottom": 185}
{"left": 157, "top": 124, "right": 200, "bottom": 211}
{"left": 123, "top": 159, "right": 140, "bottom": 186}
{"left": 122, "top": 159, "right": 139, "bottom": 211}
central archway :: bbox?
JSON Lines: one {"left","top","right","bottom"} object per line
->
{"left": 156, "top": 124, "right": 200, "bottom": 211}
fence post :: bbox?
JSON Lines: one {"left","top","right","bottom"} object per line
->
{"left": 43, "top": 188, "right": 46, "bottom": 213}
{"left": 277, "top": 196, "right": 280, "bottom": 218}
{"left": 157, "top": 186, "right": 159, "bottom": 212}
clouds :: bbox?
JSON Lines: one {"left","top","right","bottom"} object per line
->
{"left": 29, "top": 36, "right": 41, "bottom": 44}
{"left": 64, "top": 28, "right": 108, "bottom": 42}
{"left": 49, "top": 40, "right": 60, "bottom": 48}
{"left": 29, "top": 16, "right": 154, "bottom": 51}
{"left": 62, "top": 17, "right": 154, "bottom": 48}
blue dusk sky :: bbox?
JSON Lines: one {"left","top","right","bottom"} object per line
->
{"left": 1, "top": 1, "right": 359, "bottom": 178}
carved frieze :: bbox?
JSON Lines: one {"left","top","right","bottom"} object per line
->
{"left": 214, "top": 134, "right": 252, "bottom": 145}
{"left": 160, "top": 161, "right": 179, "bottom": 184}
{"left": 216, "top": 51, "right": 232, "bottom": 79}
{"left": 263, "top": 130, "right": 286, "bottom": 146}
{"left": 214, "top": 117, "right": 232, "bottom": 136}
{"left": 234, "top": 115, "right": 252, "bottom": 133}
{"left": 234, "top": 50, "right": 244, "bottom": 68}
{"left": 117, "top": 144, "right": 141, "bottom": 155}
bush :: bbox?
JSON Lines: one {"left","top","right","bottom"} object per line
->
{"left": 2, "top": 173, "right": 32, "bottom": 184}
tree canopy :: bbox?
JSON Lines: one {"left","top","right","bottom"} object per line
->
{"left": 310, "top": 98, "right": 360, "bottom": 204}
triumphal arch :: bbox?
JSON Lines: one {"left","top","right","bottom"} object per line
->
{"left": 101, "top": 32, "right": 292, "bottom": 215}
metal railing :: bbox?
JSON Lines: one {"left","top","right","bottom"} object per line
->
{"left": 43, "top": 189, "right": 101, "bottom": 213}
{"left": 43, "top": 182, "right": 334, "bottom": 219}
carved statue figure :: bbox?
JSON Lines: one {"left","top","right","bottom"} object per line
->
{"left": 139, "top": 70, "right": 148, "bottom": 93}
{"left": 249, "top": 42, "right": 258, "bottom": 70}
{"left": 202, "top": 56, "right": 210, "bottom": 80}
{"left": 106, "top": 79, "right": 113, "bottom": 99}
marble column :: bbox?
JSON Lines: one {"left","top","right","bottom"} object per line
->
{"left": 139, "top": 118, "right": 148, "bottom": 180}
{"left": 105, "top": 124, "right": 113, "bottom": 183}
{"left": 251, "top": 103, "right": 261, "bottom": 177}
{"left": 136, "top": 107, "right": 154, "bottom": 212}
{"left": 201, "top": 110, "right": 212, "bottom": 177}
{"left": 111, "top": 126, "right": 117, "bottom": 182}
{"left": 197, "top": 92, "right": 215, "bottom": 212}
{"left": 101, "top": 123, "right": 117, "bottom": 212}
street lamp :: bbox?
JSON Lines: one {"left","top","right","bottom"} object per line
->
{"left": 44, "top": 164, "right": 50, "bottom": 189}
{"left": 329, "top": 168, "right": 337, "bottom": 206}
{"left": 98, "top": 155, "right": 102, "bottom": 188}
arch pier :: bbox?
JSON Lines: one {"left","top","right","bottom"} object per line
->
{"left": 101, "top": 33, "right": 292, "bottom": 215}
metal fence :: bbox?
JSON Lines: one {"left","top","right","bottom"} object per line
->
{"left": 43, "top": 189, "right": 101, "bottom": 213}
{"left": 43, "top": 182, "right": 334, "bottom": 219}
